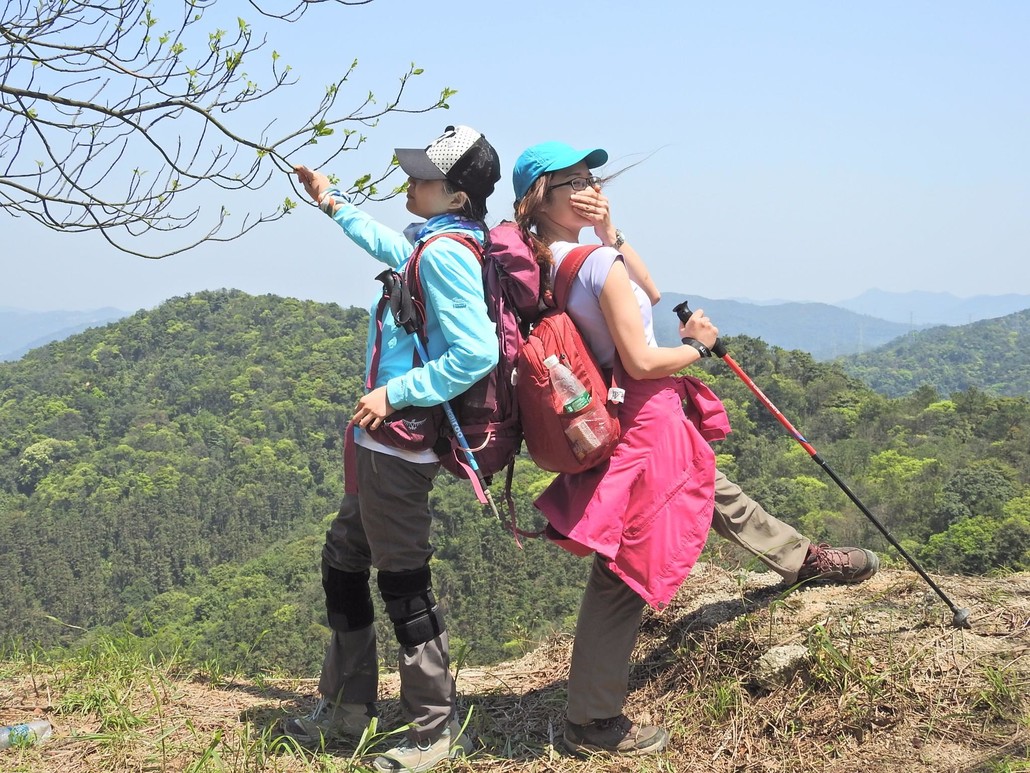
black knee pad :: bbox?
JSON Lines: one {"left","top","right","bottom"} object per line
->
{"left": 322, "top": 564, "right": 374, "bottom": 632}
{"left": 377, "top": 566, "right": 446, "bottom": 648}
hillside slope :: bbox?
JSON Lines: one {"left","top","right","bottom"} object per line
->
{"left": 840, "top": 308, "right": 1030, "bottom": 397}
{"left": 3, "top": 566, "right": 1027, "bottom": 772}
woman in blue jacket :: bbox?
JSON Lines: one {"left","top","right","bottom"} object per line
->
{"left": 285, "top": 125, "right": 500, "bottom": 773}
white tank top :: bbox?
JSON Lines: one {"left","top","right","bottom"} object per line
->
{"left": 549, "top": 241, "right": 656, "bottom": 370}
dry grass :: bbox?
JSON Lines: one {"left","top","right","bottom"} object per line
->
{"left": 2, "top": 565, "right": 1029, "bottom": 772}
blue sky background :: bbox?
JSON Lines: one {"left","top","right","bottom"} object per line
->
{"left": 3, "top": 1, "right": 1028, "bottom": 313}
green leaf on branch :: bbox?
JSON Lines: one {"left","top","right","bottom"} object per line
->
{"left": 311, "top": 121, "right": 334, "bottom": 138}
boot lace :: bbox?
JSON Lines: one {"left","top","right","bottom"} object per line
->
{"left": 809, "top": 544, "right": 853, "bottom": 572}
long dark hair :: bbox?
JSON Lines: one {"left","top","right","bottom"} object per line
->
{"left": 513, "top": 173, "right": 557, "bottom": 299}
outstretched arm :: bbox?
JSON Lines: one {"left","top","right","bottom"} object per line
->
{"left": 293, "top": 164, "right": 412, "bottom": 268}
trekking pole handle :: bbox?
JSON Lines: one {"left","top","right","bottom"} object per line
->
{"left": 673, "top": 301, "right": 728, "bottom": 358}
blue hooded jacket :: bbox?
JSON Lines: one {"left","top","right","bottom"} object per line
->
{"left": 327, "top": 196, "right": 498, "bottom": 409}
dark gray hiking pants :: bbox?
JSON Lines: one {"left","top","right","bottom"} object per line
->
{"left": 318, "top": 444, "right": 454, "bottom": 743}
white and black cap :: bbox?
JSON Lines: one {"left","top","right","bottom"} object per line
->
{"left": 395, "top": 125, "right": 501, "bottom": 201}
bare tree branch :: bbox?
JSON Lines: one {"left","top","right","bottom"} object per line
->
{"left": 0, "top": 0, "right": 454, "bottom": 258}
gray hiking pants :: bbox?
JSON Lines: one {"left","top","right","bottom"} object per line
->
{"left": 317, "top": 444, "right": 455, "bottom": 743}
{"left": 566, "top": 469, "right": 810, "bottom": 723}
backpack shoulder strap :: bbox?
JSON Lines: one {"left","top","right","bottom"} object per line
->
{"left": 404, "top": 232, "right": 486, "bottom": 303}
{"left": 552, "top": 244, "right": 626, "bottom": 396}
{"left": 553, "top": 245, "right": 601, "bottom": 312}
{"left": 437, "top": 231, "right": 485, "bottom": 264}
{"left": 401, "top": 232, "right": 485, "bottom": 339}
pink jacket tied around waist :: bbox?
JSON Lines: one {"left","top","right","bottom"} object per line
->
{"left": 535, "top": 374, "right": 730, "bottom": 608}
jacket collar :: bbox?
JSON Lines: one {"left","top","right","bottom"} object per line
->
{"left": 404, "top": 213, "right": 484, "bottom": 245}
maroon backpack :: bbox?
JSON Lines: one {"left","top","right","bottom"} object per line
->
{"left": 404, "top": 222, "right": 542, "bottom": 486}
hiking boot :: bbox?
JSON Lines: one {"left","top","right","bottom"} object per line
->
{"left": 280, "top": 696, "right": 376, "bottom": 746}
{"left": 372, "top": 717, "right": 471, "bottom": 772}
{"left": 796, "top": 543, "right": 880, "bottom": 584}
{"left": 563, "top": 714, "right": 668, "bottom": 756}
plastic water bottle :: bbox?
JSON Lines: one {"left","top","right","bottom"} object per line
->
{"left": 543, "top": 355, "right": 611, "bottom": 460}
{"left": 0, "top": 719, "right": 53, "bottom": 749}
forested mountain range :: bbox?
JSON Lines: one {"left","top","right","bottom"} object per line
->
{"left": 839, "top": 308, "right": 1030, "bottom": 397}
{"left": 7, "top": 288, "right": 1026, "bottom": 367}
{"left": 655, "top": 295, "right": 1030, "bottom": 398}
{"left": 1, "top": 290, "right": 1028, "bottom": 680}
{"left": 0, "top": 290, "right": 586, "bottom": 671}
{"left": 653, "top": 292, "right": 1030, "bottom": 361}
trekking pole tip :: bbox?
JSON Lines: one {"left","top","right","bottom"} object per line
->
{"left": 952, "top": 607, "right": 971, "bottom": 629}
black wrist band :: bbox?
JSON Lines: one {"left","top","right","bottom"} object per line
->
{"left": 681, "top": 337, "right": 712, "bottom": 358}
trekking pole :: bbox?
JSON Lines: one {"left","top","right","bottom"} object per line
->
{"left": 674, "top": 301, "right": 971, "bottom": 629}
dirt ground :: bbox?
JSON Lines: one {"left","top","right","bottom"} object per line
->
{"left": 3, "top": 565, "right": 1028, "bottom": 772}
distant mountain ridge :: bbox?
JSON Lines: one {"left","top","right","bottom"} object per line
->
{"left": 653, "top": 293, "right": 927, "bottom": 360}
{"left": 835, "top": 289, "right": 1030, "bottom": 326}
{"left": 0, "top": 307, "right": 129, "bottom": 361}
{"left": 653, "top": 290, "right": 1030, "bottom": 361}
{"left": 5, "top": 290, "right": 1027, "bottom": 366}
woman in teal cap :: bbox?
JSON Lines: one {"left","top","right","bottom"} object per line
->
{"left": 513, "top": 141, "right": 724, "bottom": 756}
{"left": 512, "top": 142, "right": 879, "bottom": 757}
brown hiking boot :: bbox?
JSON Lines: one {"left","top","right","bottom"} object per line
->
{"left": 796, "top": 543, "right": 879, "bottom": 584}
{"left": 563, "top": 714, "right": 668, "bottom": 756}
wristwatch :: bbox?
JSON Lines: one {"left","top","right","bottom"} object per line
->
{"left": 612, "top": 229, "right": 626, "bottom": 250}
{"left": 681, "top": 337, "right": 712, "bottom": 358}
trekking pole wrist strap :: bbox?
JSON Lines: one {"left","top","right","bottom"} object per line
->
{"left": 681, "top": 337, "right": 712, "bottom": 358}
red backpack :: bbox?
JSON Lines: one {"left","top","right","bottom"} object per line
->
{"left": 517, "top": 246, "right": 623, "bottom": 473}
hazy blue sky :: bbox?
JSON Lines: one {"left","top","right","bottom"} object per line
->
{"left": 3, "top": 1, "right": 1028, "bottom": 313}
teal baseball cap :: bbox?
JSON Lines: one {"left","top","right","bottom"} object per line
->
{"left": 512, "top": 142, "right": 608, "bottom": 202}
